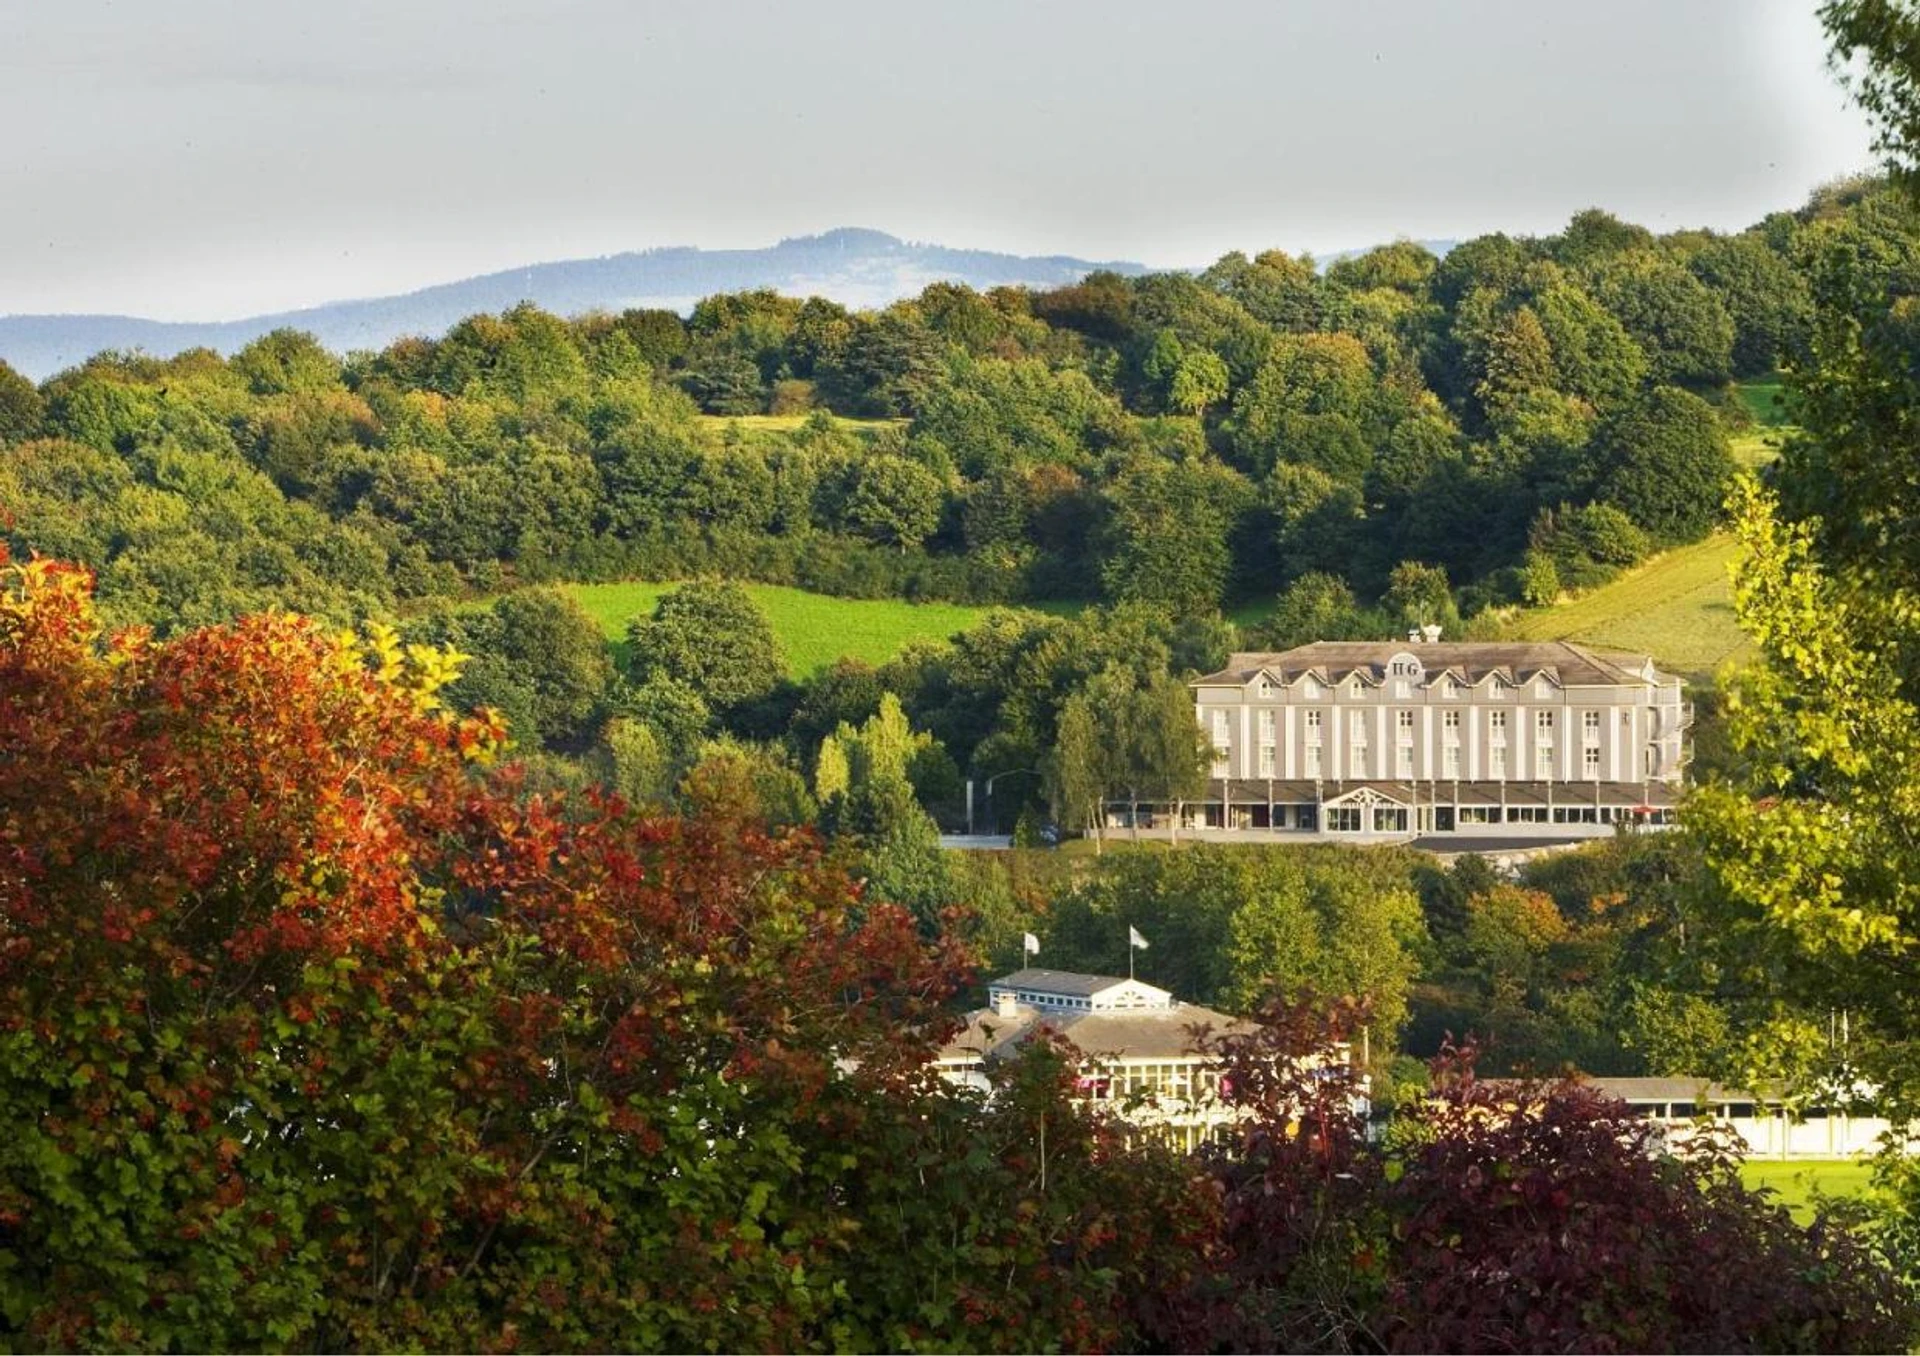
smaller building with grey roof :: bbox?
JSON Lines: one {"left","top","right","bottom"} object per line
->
{"left": 938, "top": 969, "right": 1351, "bottom": 1153}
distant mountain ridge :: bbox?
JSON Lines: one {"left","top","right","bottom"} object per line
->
{"left": 0, "top": 229, "right": 1151, "bottom": 380}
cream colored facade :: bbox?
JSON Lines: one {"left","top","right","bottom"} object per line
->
{"left": 1156, "top": 638, "right": 1689, "bottom": 843}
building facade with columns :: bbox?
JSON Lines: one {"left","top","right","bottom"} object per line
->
{"left": 1151, "top": 637, "right": 1688, "bottom": 844}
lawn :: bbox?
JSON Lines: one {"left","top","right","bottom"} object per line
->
{"left": 1739, "top": 1158, "right": 1876, "bottom": 1224}
{"left": 562, "top": 579, "right": 1027, "bottom": 678}
{"left": 1733, "top": 377, "right": 1792, "bottom": 428}
{"left": 692, "top": 413, "right": 905, "bottom": 436}
{"left": 1503, "top": 534, "right": 1749, "bottom": 679}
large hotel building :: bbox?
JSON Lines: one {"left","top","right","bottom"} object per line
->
{"left": 1139, "top": 635, "right": 1688, "bottom": 844}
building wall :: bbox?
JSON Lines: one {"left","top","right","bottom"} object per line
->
{"left": 1195, "top": 658, "right": 1686, "bottom": 787}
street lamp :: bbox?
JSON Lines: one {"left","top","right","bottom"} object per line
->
{"left": 974, "top": 766, "right": 1039, "bottom": 836}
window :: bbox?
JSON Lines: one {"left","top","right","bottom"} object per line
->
{"left": 1259, "top": 745, "right": 1276, "bottom": 776}
{"left": 1305, "top": 745, "right": 1323, "bottom": 778}
{"left": 1536, "top": 741, "right": 1554, "bottom": 778}
{"left": 1443, "top": 710, "right": 1461, "bottom": 734}
{"left": 1349, "top": 721, "right": 1368, "bottom": 776}
{"left": 1489, "top": 710, "right": 1508, "bottom": 741}
{"left": 1394, "top": 677, "right": 1410, "bottom": 699}
{"left": 1535, "top": 679, "right": 1551, "bottom": 698}
{"left": 1441, "top": 676, "right": 1458, "bottom": 698}
{"left": 1348, "top": 676, "right": 1364, "bottom": 699}
{"left": 1258, "top": 677, "right": 1274, "bottom": 698}
{"left": 1584, "top": 746, "right": 1601, "bottom": 776}
{"left": 1489, "top": 678, "right": 1507, "bottom": 700}
{"left": 1304, "top": 709, "right": 1323, "bottom": 742}
{"left": 1490, "top": 744, "right": 1507, "bottom": 777}
{"left": 1211, "top": 710, "right": 1230, "bottom": 759}
{"left": 1302, "top": 677, "right": 1322, "bottom": 700}
{"left": 1397, "top": 710, "right": 1415, "bottom": 734}
{"left": 1583, "top": 710, "right": 1601, "bottom": 743}
{"left": 1373, "top": 805, "right": 1409, "bottom": 833}
{"left": 1536, "top": 710, "right": 1555, "bottom": 737}
{"left": 1258, "top": 709, "right": 1275, "bottom": 742}
{"left": 1327, "top": 806, "right": 1362, "bottom": 832}
{"left": 1443, "top": 745, "right": 1462, "bottom": 778}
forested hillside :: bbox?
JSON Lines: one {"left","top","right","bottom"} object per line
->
{"left": 12, "top": 185, "right": 1900, "bottom": 642}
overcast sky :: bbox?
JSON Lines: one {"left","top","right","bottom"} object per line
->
{"left": 0, "top": 0, "right": 1881, "bottom": 321}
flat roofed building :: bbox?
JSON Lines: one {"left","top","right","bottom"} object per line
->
{"left": 1162, "top": 637, "right": 1690, "bottom": 845}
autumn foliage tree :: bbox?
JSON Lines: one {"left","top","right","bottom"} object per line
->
{"left": 0, "top": 552, "right": 1215, "bottom": 1352}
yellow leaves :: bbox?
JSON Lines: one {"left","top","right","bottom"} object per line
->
{"left": 351, "top": 623, "right": 471, "bottom": 714}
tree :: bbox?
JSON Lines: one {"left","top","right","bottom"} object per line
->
{"left": 1047, "top": 690, "right": 1109, "bottom": 846}
{"left": 840, "top": 455, "right": 944, "bottom": 550}
{"left": 1382, "top": 561, "right": 1461, "bottom": 634}
{"left": 1824, "top": 0, "right": 1920, "bottom": 195}
{"left": 1250, "top": 572, "right": 1374, "bottom": 649}
{"left": 1099, "top": 458, "right": 1249, "bottom": 611}
{"left": 0, "top": 359, "right": 45, "bottom": 445}
{"left": 625, "top": 580, "right": 784, "bottom": 711}
{"left": 1585, "top": 386, "right": 1735, "bottom": 542}
{"left": 1586, "top": 252, "right": 1735, "bottom": 388}
{"left": 483, "top": 587, "right": 613, "bottom": 747}
{"left": 1688, "top": 480, "right": 1920, "bottom": 1104}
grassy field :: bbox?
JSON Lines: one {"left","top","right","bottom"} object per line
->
{"left": 1733, "top": 377, "right": 1792, "bottom": 428}
{"left": 1739, "top": 1158, "right": 1876, "bottom": 1224}
{"left": 562, "top": 580, "right": 1022, "bottom": 678}
{"left": 693, "top": 413, "right": 905, "bottom": 436}
{"left": 1504, "top": 534, "right": 1749, "bottom": 679}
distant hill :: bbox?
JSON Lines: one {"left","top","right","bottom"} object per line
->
{"left": 0, "top": 228, "right": 1150, "bottom": 380}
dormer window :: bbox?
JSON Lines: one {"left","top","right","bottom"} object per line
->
{"left": 1535, "top": 679, "right": 1551, "bottom": 698}
{"left": 1348, "top": 677, "right": 1364, "bottom": 699}
{"left": 1302, "top": 676, "right": 1322, "bottom": 700}
{"left": 1257, "top": 677, "right": 1274, "bottom": 698}
{"left": 1489, "top": 677, "right": 1507, "bottom": 700}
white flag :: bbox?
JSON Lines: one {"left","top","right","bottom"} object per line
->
{"left": 1129, "top": 925, "right": 1149, "bottom": 951}
{"left": 1023, "top": 932, "right": 1040, "bottom": 956}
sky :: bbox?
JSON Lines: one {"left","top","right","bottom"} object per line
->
{"left": 0, "top": 0, "right": 1883, "bottom": 321}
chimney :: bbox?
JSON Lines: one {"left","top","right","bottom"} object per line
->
{"left": 996, "top": 990, "right": 1018, "bottom": 1019}
{"left": 1422, "top": 623, "right": 1442, "bottom": 644}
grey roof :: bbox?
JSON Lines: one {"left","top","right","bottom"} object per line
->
{"left": 1584, "top": 1076, "right": 1757, "bottom": 1104}
{"left": 939, "top": 1002, "right": 1255, "bottom": 1065}
{"left": 1482, "top": 1075, "right": 1765, "bottom": 1104}
{"left": 989, "top": 967, "right": 1139, "bottom": 997}
{"left": 1197, "top": 641, "right": 1663, "bottom": 690}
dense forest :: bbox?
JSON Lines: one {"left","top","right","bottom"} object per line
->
{"left": 13, "top": 182, "right": 1904, "bottom": 639}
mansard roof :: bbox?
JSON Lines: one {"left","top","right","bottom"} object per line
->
{"left": 1196, "top": 641, "right": 1660, "bottom": 690}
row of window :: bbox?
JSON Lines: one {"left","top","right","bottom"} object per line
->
{"left": 1258, "top": 674, "right": 1559, "bottom": 701}
{"left": 1246, "top": 745, "right": 1610, "bottom": 778}
{"left": 1231, "top": 708, "right": 1611, "bottom": 738}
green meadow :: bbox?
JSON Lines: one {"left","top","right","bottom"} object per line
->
{"left": 1738, "top": 1158, "right": 1876, "bottom": 1225}
{"left": 562, "top": 579, "right": 1040, "bottom": 678}
{"left": 1504, "top": 533, "right": 1749, "bottom": 679}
